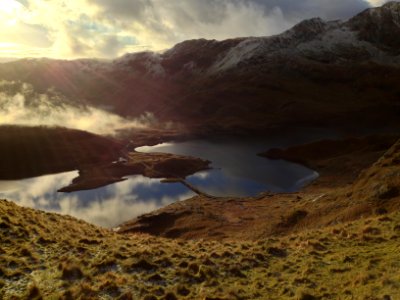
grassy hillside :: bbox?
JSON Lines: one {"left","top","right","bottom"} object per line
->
{"left": 1, "top": 132, "right": 399, "bottom": 299}
{"left": 1, "top": 198, "right": 400, "bottom": 299}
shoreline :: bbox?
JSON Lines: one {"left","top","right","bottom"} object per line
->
{"left": 58, "top": 151, "right": 211, "bottom": 193}
{"left": 117, "top": 134, "right": 400, "bottom": 240}
{"left": 1, "top": 126, "right": 399, "bottom": 238}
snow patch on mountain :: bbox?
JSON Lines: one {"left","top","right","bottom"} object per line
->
{"left": 296, "top": 26, "right": 377, "bottom": 56}
{"left": 368, "top": 1, "right": 400, "bottom": 24}
{"left": 209, "top": 38, "right": 262, "bottom": 72}
{"left": 113, "top": 52, "right": 165, "bottom": 77}
{"left": 205, "top": 6, "right": 400, "bottom": 74}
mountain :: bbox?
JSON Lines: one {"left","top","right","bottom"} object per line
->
{"left": 0, "top": 2, "right": 400, "bottom": 134}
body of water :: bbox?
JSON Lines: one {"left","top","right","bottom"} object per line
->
{"left": 0, "top": 172, "right": 195, "bottom": 228}
{"left": 1, "top": 132, "right": 330, "bottom": 228}
{"left": 137, "top": 139, "right": 318, "bottom": 197}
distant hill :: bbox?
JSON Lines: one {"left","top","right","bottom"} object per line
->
{"left": 0, "top": 125, "right": 123, "bottom": 180}
{"left": 0, "top": 2, "right": 400, "bottom": 134}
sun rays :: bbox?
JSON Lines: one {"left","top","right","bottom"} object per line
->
{"left": 0, "top": 0, "right": 387, "bottom": 60}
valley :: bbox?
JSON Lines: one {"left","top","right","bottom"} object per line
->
{"left": 1, "top": 2, "right": 400, "bottom": 299}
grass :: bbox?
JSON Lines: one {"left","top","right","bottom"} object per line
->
{"left": 1, "top": 136, "right": 399, "bottom": 299}
{"left": 1, "top": 199, "right": 400, "bottom": 299}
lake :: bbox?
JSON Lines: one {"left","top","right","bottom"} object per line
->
{"left": 137, "top": 139, "right": 318, "bottom": 197}
{"left": 0, "top": 132, "right": 329, "bottom": 228}
{"left": 0, "top": 172, "right": 195, "bottom": 228}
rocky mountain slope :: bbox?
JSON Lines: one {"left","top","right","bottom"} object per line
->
{"left": 0, "top": 2, "right": 400, "bottom": 134}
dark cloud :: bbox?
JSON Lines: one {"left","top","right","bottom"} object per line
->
{"left": 87, "top": 0, "right": 373, "bottom": 41}
{"left": 168, "top": 0, "right": 230, "bottom": 25}
{"left": 89, "top": 0, "right": 371, "bottom": 25}
{"left": 13, "top": 0, "right": 380, "bottom": 59}
{"left": 100, "top": 35, "right": 124, "bottom": 57}
{"left": 67, "top": 35, "right": 91, "bottom": 56}
{"left": 87, "top": 0, "right": 153, "bottom": 21}
{"left": 85, "top": 0, "right": 374, "bottom": 53}
{"left": 244, "top": 0, "right": 371, "bottom": 19}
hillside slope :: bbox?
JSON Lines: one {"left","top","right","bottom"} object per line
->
{"left": 2, "top": 136, "right": 400, "bottom": 299}
{"left": 1, "top": 198, "right": 400, "bottom": 299}
{"left": 0, "top": 126, "right": 123, "bottom": 180}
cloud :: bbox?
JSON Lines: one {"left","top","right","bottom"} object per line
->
{"left": 1, "top": 0, "right": 394, "bottom": 59}
{"left": 0, "top": 0, "right": 51, "bottom": 54}
{"left": 88, "top": 0, "right": 152, "bottom": 21}
{"left": 99, "top": 35, "right": 125, "bottom": 57}
{"left": 247, "top": 0, "right": 371, "bottom": 19}
{"left": 86, "top": 0, "right": 372, "bottom": 48}
{"left": 0, "top": 80, "right": 159, "bottom": 134}
{"left": 368, "top": 0, "right": 399, "bottom": 5}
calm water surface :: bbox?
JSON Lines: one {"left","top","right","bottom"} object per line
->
{"left": 1, "top": 133, "right": 333, "bottom": 227}
{"left": 137, "top": 139, "right": 318, "bottom": 197}
{"left": 0, "top": 172, "right": 195, "bottom": 228}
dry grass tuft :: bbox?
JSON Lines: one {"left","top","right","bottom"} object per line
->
{"left": 1, "top": 198, "right": 400, "bottom": 299}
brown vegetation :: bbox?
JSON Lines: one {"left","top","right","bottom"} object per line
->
{"left": 2, "top": 197, "right": 400, "bottom": 299}
{"left": 119, "top": 135, "right": 400, "bottom": 240}
{"left": 1, "top": 132, "right": 400, "bottom": 298}
{"left": 262, "top": 134, "right": 400, "bottom": 188}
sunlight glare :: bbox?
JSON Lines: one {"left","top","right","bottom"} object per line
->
{"left": 0, "top": 0, "right": 23, "bottom": 27}
{"left": 0, "top": 0, "right": 22, "bottom": 15}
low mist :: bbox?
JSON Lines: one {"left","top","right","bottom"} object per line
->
{"left": 0, "top": 80, "right": 158, "bottom": 135}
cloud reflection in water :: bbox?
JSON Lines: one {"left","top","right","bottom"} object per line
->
{"left": 1, "top": 137, "right": 326, "bottom": 228}
{"left": 138, "top": 139, "right": 320, "bottom": 197}
{"left": 0, "top": 172, "right": 195, "bottom": 228}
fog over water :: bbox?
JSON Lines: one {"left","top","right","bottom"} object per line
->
{"left": 0, "top": 85, "right": 335, "bottom": 229}
{"left": 0, "top": 80, "right": 156, "bottom": 134}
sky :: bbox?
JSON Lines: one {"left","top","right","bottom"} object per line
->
{"left": 0, "top": 0, "right": 395, "bottom": 59}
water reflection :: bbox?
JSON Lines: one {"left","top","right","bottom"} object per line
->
{"left": 1, "top": 136, "right": 324, "bottom": 227}
{"left": 137, "top": 140, "right": 319, "bottom": 197}
{"left": 0, "top": 172, "right": 195, "bottom": 228}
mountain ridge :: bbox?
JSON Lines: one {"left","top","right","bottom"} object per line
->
{"left": 3, "top": 2, "right": 400, "bottom": 75}
{"left": 117, "top": 1, "right": 400, "bottom": 75}
{"left": 0, "top": 2, "right": 399, "bottom": 134}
